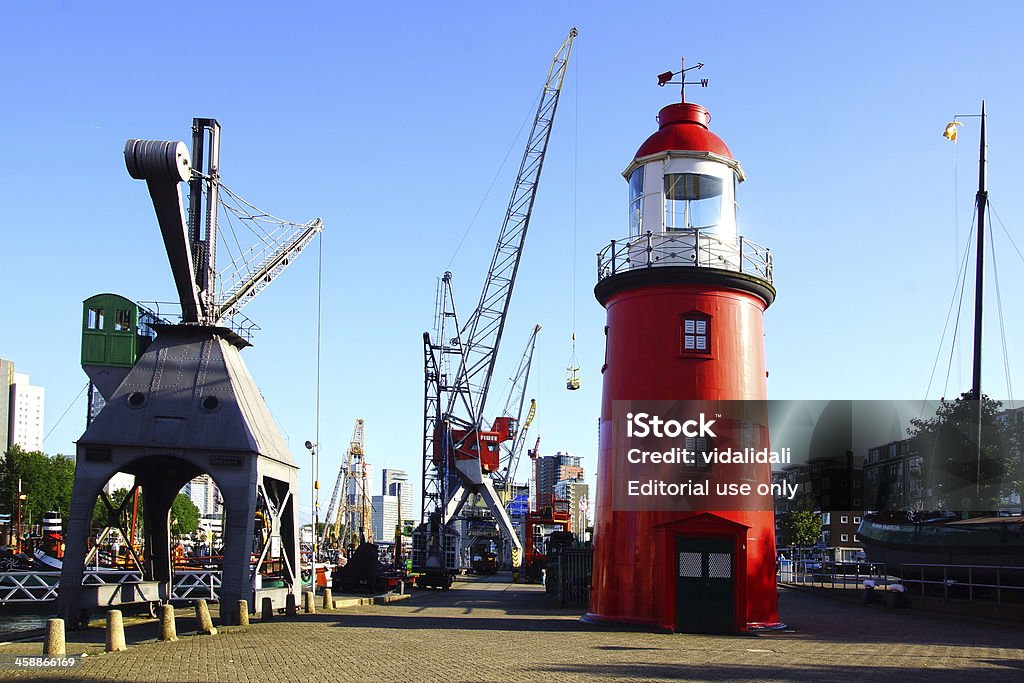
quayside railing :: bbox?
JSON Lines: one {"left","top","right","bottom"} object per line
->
{"left": 0, "top": 569, "right": 224, "bottom": 604}
{"left": 899, "top": 563, "right": 1024, "bottom": 604}
{"left": 776, "top": 558, "right": 1024, "bottom": 606}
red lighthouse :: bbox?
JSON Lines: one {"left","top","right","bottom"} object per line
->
{"left": 587, "top": 76, "right": 780, "bottom": 633}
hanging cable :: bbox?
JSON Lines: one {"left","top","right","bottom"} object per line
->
{"left": 566, "top": 44, "right": 581, "bottom": 392}
{"left": 940, "top": 209, "right": 977, "bottom": 401}
{"left": 572, "top": 41, "right": 579, "bottom": 334}
{"left": 952, "top": 130, "right": 962, "bottom": 388}
{"left": 941, "top": 249, "right": 971, "bottom": 399}
{"left": 990, "top": 203, "right": 1024, "bottom": 267}
{"left": 921, "top": 214, "right": 975, "bottom": 417}
{"left": 446, "top": 91, "right": 543, "bottom": 270}
{"left": 42, "top": 381, "right": 90, "bottom": 448}
{"left": 987, "top": 211, "right": 1014, "bottom": 407}
{"left": 990, "top": 202, "right": 1023, "bottom": 408}
{"left": 312, "top": 231, "right": 324, "bottom": 559}
{"left": 315, "top": 231, "right": 323, "bottom": 448}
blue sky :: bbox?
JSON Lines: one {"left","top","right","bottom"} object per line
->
{"left": 3, "top": 2, "right": 1024, "bottom": 523}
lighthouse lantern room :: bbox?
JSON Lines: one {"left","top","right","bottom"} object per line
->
{"left": 588, "top": 66, "right": 780, "bottom": 633}
{"left": 627, "top": 103, "right": 741, "bottom": 240}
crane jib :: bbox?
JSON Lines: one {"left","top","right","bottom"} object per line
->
{"left": 419, "top": 28, "right": 577, "bottom": 568}
{"left": 457, "top": 28, "right": 576, "bottom": 421}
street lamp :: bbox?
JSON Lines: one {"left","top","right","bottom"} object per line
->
{"left": 305, "top": 440, "right": 319, "bottom": 564}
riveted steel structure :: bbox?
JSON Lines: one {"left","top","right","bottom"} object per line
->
{"left": 59, "top": 119, "right": 320, "bottom": 627}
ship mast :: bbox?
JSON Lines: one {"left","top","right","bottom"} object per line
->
{"left": 970, "top": 101, "right": 987, "bottom": 506}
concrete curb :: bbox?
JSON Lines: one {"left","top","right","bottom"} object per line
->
{"left": 373, "top": 593, "right": 411, "bottom": 605}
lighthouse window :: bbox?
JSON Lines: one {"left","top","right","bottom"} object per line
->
{"left": 664, "top": 173, "right": 723, "bottom": 231}
{"left": 628, "top": 167, "right": 644, "bottom": 235}
{"left": 683, "top": 435, "right": 712, "bottom": 471}
{"left": 681, "top": 315, "right": 711, "bottom": 355}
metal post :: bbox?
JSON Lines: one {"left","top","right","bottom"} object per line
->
{"left": 311, "top": 446, "right": 315, "bottom": 565}
{"left": 187, "top": 123, "right": 204, "bottom": 272}
{"left": 558, "top": 554, "right": 565, "bottom": 607}
{"left": 16, "top": 479, "right": 23, "bottom": 555}
{"left": 610, "top": 240, "right": 616, "bottom": 274}
{"left": 971, "top": 102, "right": 987, "bottom": 511}
{"left": 187, "top": 119, "right": 222, "bottom": 323}
{"left": 205, "top": 121, "right": 221, "bottom": 318}
{"left": 645, "top": 231, "right": 653, "bottom": 266}
{"left": 739, "top": 236, "right": 744, "bottom": 273}
{"left": 129, "top": 489, "right": 139, "bottom": 558}
{"left": 305, "top": 440, "right": 319, "bottom": 564}
{"left": 86, "top": 383, "right": 95, "bottom": 427}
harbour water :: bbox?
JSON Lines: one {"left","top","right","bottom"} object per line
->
{"left": 0, "top": 611, "right": 51, "bottom": 637}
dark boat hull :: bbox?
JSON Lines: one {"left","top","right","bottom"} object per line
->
{"left": 857, "top": 516, "right": 1024, "bottom": 583}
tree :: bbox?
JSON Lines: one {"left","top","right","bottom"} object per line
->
{"left": 779, "top": 510, "right": 822, "bottom": 547}
{"left": 91, "top": 487, "right": 141, "bottom": 533}
{"left": 1003, "top": 412, "right": 1024, "bottom": 509}
{"left": 171, "top": 493, "right": 200, "bottom": 538}
{"left": 908, "top": 392, "right": 1016, "bottom": 512}
{"left": 0, "top": 445, "right": 76, "bottom": 522}
{"left": 89, "top": 489, "right": 199, "bottom": 542}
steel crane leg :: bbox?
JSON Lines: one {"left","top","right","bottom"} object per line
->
{"left": 443, "top": 484, "right": 471, "bottom": 524}
{"left": 447, "top": 459, "right": 524, "bottom": 561}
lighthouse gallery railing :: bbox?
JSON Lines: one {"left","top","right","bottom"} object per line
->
{"left": 597, "top": 229, "right": 773, "bottom": 284}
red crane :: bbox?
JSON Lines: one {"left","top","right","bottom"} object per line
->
{"left": 416, "top": 29, "right": 577, "bottom": 586}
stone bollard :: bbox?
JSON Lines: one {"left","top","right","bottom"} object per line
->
{"left": 285, "top": 592, "right": 298, "bottom": 617}
{"left": 238, "top": 600, "right": 250, "bottom": 627}
{"left": 43, "top": 618, "right": 65, "bottom": 656}
{"left": 105, "top": 610, "right": 127, "bottom": 653}
{"left": 159, "top": 604, "right": 178, "bottom": 642}
{"left": 195, "top": 599, "right": 217, "bottom": 635}
{"left": 303, "top": 591, "right": 316, "bottom": 614}
{"left": 321, "top": 588, "right": 333, "bottom": 610}
{"left": 261, "top": 596, "right": 274, "bottom": 621}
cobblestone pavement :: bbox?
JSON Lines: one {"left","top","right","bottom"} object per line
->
{"left": 1, "top": 578, "right": 1022, "bottom": 682}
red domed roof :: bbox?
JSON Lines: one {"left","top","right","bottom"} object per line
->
{"left": 634, "top": 102, "right": 733, "bottom": 160}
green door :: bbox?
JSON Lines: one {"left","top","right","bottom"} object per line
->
{"left": 675, "top": 535, "right": 735, "bottom": 633}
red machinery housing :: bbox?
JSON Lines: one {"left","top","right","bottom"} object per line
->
{"left": 587, "top": 98, "right": 781, "bottom": 633}
{"left": 432, "top": 416, "right": 517, "bottom": 473}
{"left": 523, "top": 499, "right": 570, "bottom": 582}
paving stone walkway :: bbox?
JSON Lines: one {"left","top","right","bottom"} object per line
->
{"left": 1, "top": 577, "right": 1022, "bottom": 682}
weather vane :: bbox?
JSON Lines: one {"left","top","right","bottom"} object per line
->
{"left": 658, "top": 57, "right": 708, "bottom": 103}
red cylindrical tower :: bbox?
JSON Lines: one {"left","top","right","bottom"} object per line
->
{"left": 587, "top": 97, "right": 780, "bottom": 632}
